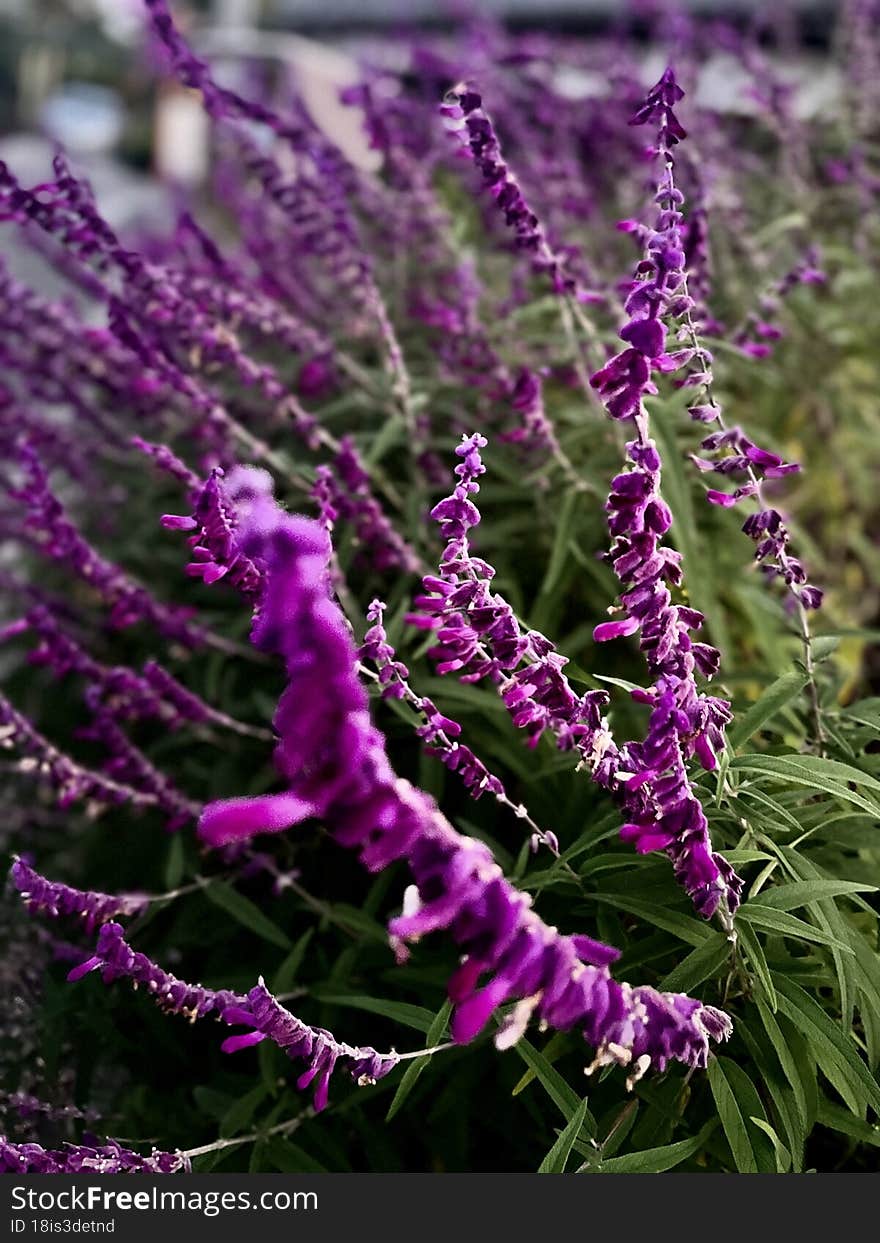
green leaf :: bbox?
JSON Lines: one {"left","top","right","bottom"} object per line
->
{"left": 754, "top": 1002, "right": 809, "bottom": 1131}
{"left": 724, "top": 848, "right": 774, "bottom": 865}
{"left": 735, "top": 918, "right": 777, "bottom": 1009}
{"left": 386, "top": 1001, "right": 451, "bottom": 1122}
{"left": 513, "top": 1038, "right": 593, "bottom": 1136}
{"left": 512, "top": 1031, "right": 567, "bottom": 1097}
{"left": 738, "top": 1018, "right": 804, "bottom": 1168}
{"left": 728, "top": 671, "right": 809, "bottom": 750}
{"left": 271, "top": 929, "right": 315, "bottom": 993}
{"left": 163, "top": 834, "right": 185, "bottom": 890}
{"left": 754, "top": 880, "right": 877, "bottom": 911}
{"left": 735, "top": 787, "right": 802, "bottom": 834}
{"left": 219, "top": 1084, "right": 268, "bottom": 1138}
{"left": 708, "top": 1058, "right": 758, "bottom": 1172}
{"left": 739, "top": 905, "right": 857, "bottom": 953}
{"left": 731, "top": 754, "right": 880, "bottom": 819}
{"left": 586, "top": 1122, "right": 717, "bottom": 1173}
{"left": 596, "top": 1099, "right": 639, "bottom": 1160}
{"left": 363, "top": 413, "right": 406, "bottom": 465}
{"left": 810, "top": 635, "right": 841, "bottom": 663}
{"left": 657, "top": 932, "right": 731, "bottom": 992}
{"left": 192, "top": 1086, "right": 234, "bottom": 1122}
{"left": 263, "top": 1137, "right": 329, "bottom": 1173}
{"left": 749, "top": 1117, "right": 791, "bottom": 1173}
{"left": 538, "top": 489, "right": 580, "bottom": 598}
{"left": 769, "top": 848, "right": 864, "bottom": 1027}
{"left": 816, "top": 1099, "right": 880, "bottom": 1147}
{"left": 538, "top": 1098, "right": 589, "bottom": 1173}
{"left": 191, "top": 1150, "right": 230, "bottom": 1173}
{"left": 318, "top": 904, "right": 388, "bottom": 942}
{"left": 592, "top": 894, "right": 712, "bottom": 948}
{"left": 313, "top": 993, "right": 436, "bottom": 1033}
{"left": 842, "top": 698, "right": 880, "bottom": 731}
{"left": 774, "top": 977, "right": 880, "bottom": 1115}
{"left": 203, "top": 882, "right": 291, "bottom": 950}
{"left": 592, "top": 674, "right": 642, "bottom": 694}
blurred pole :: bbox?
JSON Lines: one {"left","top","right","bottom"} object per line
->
{"left": 154, "top": 81, "right": 210, "bottom": 185}
{"left": 212, "top": 0, "right": 261, "bottom": 27}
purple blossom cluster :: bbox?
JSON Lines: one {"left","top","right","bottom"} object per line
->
{"left": 221, "top": 985, "right": 399, "bottom": 1108}
{"left": 503, "top": 369, "right": 562, "bottom": 458}
{"left": 0, "top": 689, "right": 159, "bottom": 815}
{"left": 440, "top": 85, "right": 585, "bottom": 300}
{"left": 597, "top": 439, "right": 742, "bottom": 917}
{"left": 587, "top": 72, "right": 744, "bottom": 916}
{"left": 361, "top": 600, "right": 504, "bottom": 800}
{"left": 415, "top": 429, "right": 740, "bottom": 918}
{"left": 6, "top": 444, "right": 203, "bottom": 646}
{"left": 172, "top": 466, "right": 731, "bottom": 1077}
{"left": 591, "top": 70, "right": 693, "bottom": 420}
{"left": 161, "top": 466, "right": 272, "bottom": 597}
{"left": 734, "top": 248, "right": 826, "bottom": 360}
{"left": 3, "top": 603, "right": 267, "bottom": 748}
{"left": 409, "top": 435, "right": 616, "bottom": 768}
{"left": 312, "top": 440, "right": 421, "bottom": 575}
{"left": 610, "top": 73, "right": 823, "bottom": 619}
{"left": 76, "top": 686, "right": 197, "bottom": 829}
{"left": 0, "top": 1137, "right": 190, "bottom": 1175}
{"left": 58, "top": 914, "right": 398, "bottom": 1112}
{"left": 360, "top": 600, "right": 560, "bottom": 853}
{"left": 11, "top": 857, "right": 148, "bottom": 934}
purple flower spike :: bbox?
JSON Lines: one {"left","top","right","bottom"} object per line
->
{"left": 0, "top": 1137, "right": 189, "bottom": 1175}
{"left": 359, "top": 599, "right": 554, "bottom": 848}
{"left": 441, "top": 84, "right": 587, "bottom": 301}
{"left": 183, "top": 462, "right": 731, "bottom": 1076}
{"left": 311, "top": 440, "right": 421, "bottom": 575}
{"left": 10, "top": 858, "right": 148, "bottom": 933}
{"left": 599, "top": 436, "right": 741, "bottom": 919}
{"left": 585, "top": 70, "right": 742, "bottom": 921}
{"left": 60, "top": 921, "right": 400, "bottom": 1112}
{"left": 7, "top": 443, "right": 204, "bottom": 646}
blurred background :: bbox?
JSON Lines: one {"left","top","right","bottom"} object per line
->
{"left": 0, "top": 1, "right": 845, "bottom": 285}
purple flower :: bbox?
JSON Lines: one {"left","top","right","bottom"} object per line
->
{"left": 311, "top": 440, "right": 421, "bottom": 575}
{"left": 409, "top": 436, "right": 616, "bottom": 764}
{"left": 360, "top": 600, "right": 537, "bottom": 824}
{"left": 0, "top": 1137, "right": 189, "bottom": 1175}
{"left": 184, "top": 466, "right": 731, "bottom": 1076}
{"left": 64, "top": 921, "right": 397, "bottom": 1112}
{"left": 221, "top": 983, "right": 399, "bottom": 1111}
{"left": 76, "top": 687, "right": 197, "bottom": 831}
{"left": 440, "top": 85, "right": 585, "bottom": 299}
{"left": 502, "top": 368, "right": 562, "bottom": 459}
{"left": 0, "top": 689, "right": 160, "bottom": 816}
{"left": 629, "top": 68, "right": 687, "bottom": 145}
{"left": 8, "top": 443, "right": 204, "bottom": 646}
{"left": 585, "top": 71, "right": 742, "bottom": 918}
{"left": 11, "top": 602, "right": 265, "bottom": 740}
{"left": 591, "top": 348, "right": 656, "bottom": 421}
{"left": 132, "top": 437, "right": 200, "bottom": 493}
{"left": 10, "top": 858, "right": 148, "bottom": 934}
{"left": 161, "top": 466, "right": 271, "bottom": 599}
{"left": 596, "top": 434, "right": 741, "bottom": 918}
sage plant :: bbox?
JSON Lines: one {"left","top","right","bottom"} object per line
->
{"left": 1, "top": 0, "right": 878, "bottom": 1176}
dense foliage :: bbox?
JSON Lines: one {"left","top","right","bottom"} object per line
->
{"left": 1, "top": 1, "right": 879, "bottom": 1174}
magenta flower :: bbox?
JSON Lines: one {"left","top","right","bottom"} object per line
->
{"left": 10, "top": 858, "right": 148, "bottom": 934}
{"left": 169, "top": 466, "right": 732, "bottom": 1077}
{"left": 0, "top": 1138, "right": 189, "bottom": 1175}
